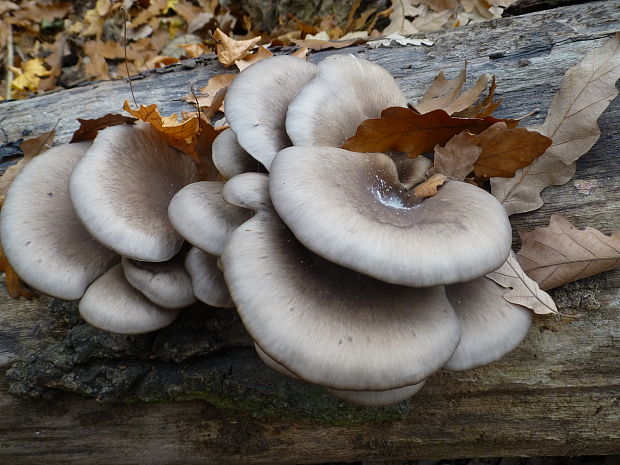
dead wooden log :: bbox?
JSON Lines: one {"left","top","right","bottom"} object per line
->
{"left": 0, "top": 1, "right": 619, "bottom": 463}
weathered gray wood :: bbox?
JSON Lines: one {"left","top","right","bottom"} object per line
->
{"left": 0, "top": 1, "right": 619, "bottom": 463}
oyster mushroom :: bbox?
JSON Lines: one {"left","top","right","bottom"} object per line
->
{"left": 0, "top": 142, "right": 119, "bottom": 300}
{"left": 212, "top": 128, "right": 262, "bottom": 179}
{"left": 69, "top": 123, "right": 199, "bottom": 262}
{"left": 184, "top": 246, "right": 233, "bottom": 308}
{"left": 269, "top": 146, "right": 512, "bottom": 287}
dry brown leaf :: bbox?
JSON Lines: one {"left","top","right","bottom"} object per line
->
{"left": 11, "top": 1, "right": 71, "bottom": 22}
{"left": 184, "top": 73, "right": 236, "bottom": 113}
{"left": 145, "top": 55, "right": 180, "bottom": 69}
{"left": 290, "top": 37, "right": 367, "bottom": 51}
{"left": 414, "top": 173, "right": 447, "bottom": 197}
{"left": 9, "top": 58, "right": 52, "bottom": 92}
{"left": 534, "top": 33, "right": 620, "bottom": 165}
{"left": 383, "top": 0, "right": 424, "bottom": 34}
{"left": 342, "top": 107, "right": 518, "bottom": 158}
{"left": 38, "top": 33, "right": 65, "bottom": 92}
{"left": 453, "top": 75, "right": 500, "bottom": 118}
{"left": 473, "top": 122, "right": 552, "bottom": 179}
{"left": 486, "top": 252, "right": 558, "bottom": 315}
{"left": 490, "top": 157, "right": 576, "bottom": 216}
{"left": 195, "top": 114, "right": 223, "bottom": 181}
{"left": 179, "top": 43, "right": 210, "bottom": 58}
{"left": 213, "top": 28, "right": 261, "bottom": 67}
{"left": 123, "top": 101, "right": 200, "bottom": 160}
{"left": 292, "top": 47, "right": 310, "bottom": 59}
{"left": 0, "top": 247, "right": 35, "bottom": 300}
{"left": 430, "top": 131, "right": 481, "bottom": 180}
{"left": 70, "top": 114, "right": 137, "bottom": 143}
{"left": 235, "top": 46, "right": 273, "bottom": 71}
{"left": 516, "top": 215, "right": 620, "bottom": 291}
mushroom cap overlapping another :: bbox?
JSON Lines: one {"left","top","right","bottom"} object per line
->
{"left": 0, "top": 123, "right": 234, "bottom": 334}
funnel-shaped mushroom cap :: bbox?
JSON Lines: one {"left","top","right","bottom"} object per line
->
{"left": 256, "top": 343, "right": 425, "bottom": 406}
{"left": 270, "top": 146, "right": 512, "bottom": 287}
{"left": 212, "top": 128, "right": 261, "bottom": 179}
{"left": 121, "top": 255, "right": 195, "bottom": 309}
{"left": 225, "top": 56, "right": 318, "bottom": 169}
{"left": 184, "top": 247, "right": 233, "bottom": 308}
{"left": 80, "top": 264, "right": 180, "bottom": 334}
{"left": 0, "top": 142, "right": 119, "bottom": 300}
{"left": 222, "top": 172, "right": 272, "bottom": 211}
{"left": 444, "top": 277, "right": 533, "bottom": 371}
{"left": 69, "top": 123, "right": 199, "bottom": 262}
{"left": 325, "top": 383, "right": 426, "bottom": 407}
{"left": 286, "top": 54, "right": 408, "bottom": 148}
{"left": 168, "top": 181, "right": 250, "bottom": 256}
{"left": 222, "top": 210, "right": 461, "bottom": 391}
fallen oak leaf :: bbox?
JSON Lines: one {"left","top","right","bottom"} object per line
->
{"left": 0, "top": 247, "right": 35, "bottom": 299}
{"left": 123, "top": 100, "right": 200, "bottom": 161}
{"left": 516, "top": 214, "right": 620, "bottom": 291}
{"left": 473, "top": 122, "right": 552, "bottom": 179}
{"left": 235, "top": 46, "right": 273, "bottom": 71}
{"left": 430, "top": 131, "right": 481, "bottom": 180}
{"left": 290, "top": 37, "right": 367, "bottom": 51}
{"left": 184, "top": 73, "right": 236, "bottom": 113}
{"left": 292, "top": 47, "right": 310, "bottom": 59}
{"left": 414, "top": 173, "right": 447, "bottom": 198}
{"left": 414, "top": 66, "right": 466, "bottom": 114}
{"left": 534, "top": 33, "right": 620, "bottom": 165}
{"left": 70, "top": 114, "right": 137, "bottom": 143}
{"left": 486, "top": 251, "right": 558, "bottom": 315}
{"left": 213, "top": 28, "right": 261, "bottom": 67}
{"left": 453, "top": 75, "right": 501, "bottom": 118}
{"left": 342, "top": 107, "right": 518, "bottom": 158}
{"left": 9, "top": 58, "right": 52, "bottom": 92}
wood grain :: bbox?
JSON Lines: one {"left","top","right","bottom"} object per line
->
{"left": 0, "top": 1, "right": 619, "bottom": 463}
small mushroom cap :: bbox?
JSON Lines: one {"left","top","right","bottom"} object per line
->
{"left": 0, "top": 142, "right": 119, "bottom": 300}
{"left": 212, "top": 128, "right": 262, "bottom": 179}
{"left": 79, "top": 264, "right": 180, "bottom": 334}
{"left": 256, "top": 343, "right": 425, "bottom": 406}
{"left": 286, "top": 54, "right": 408, "bottom": 148}
{"left": 184, "top": 246, "right": 234, "bottom": 308}
{"left": 168, "top": 181, "right": 250, "bottom": 256}
{"left": 325, "top": 383, "right": 426, "bottom": 407}
{"left": 222, "top": 172, "right": 272, "bottom": 211}
{"left": 221, "top": 210, "right": 461, "bottom": 391}
{"left": 444, "top": 276, "right": 533, "bottom": 371}
{"left": 121, "top": 255, "right": 195, "bottom": 309}
{"left": 270, "top": 146, "right": 512, "bottom": 287}
{"left": 69, "top": 123, "right": 199, "bottom": 262}
{"left": 224, "top": 56, "right": 318, "bottom": 169}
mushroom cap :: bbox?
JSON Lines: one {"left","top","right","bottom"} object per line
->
{"left": 221, "top": 209, "right": 461, "bottom": 391}
{"left": 224, "top": 55, "right": 318, "bottom": 170}
{"left": 121, "top": 255, "right": 196, "bottom": 309}
{"left": 168, "top": 181, "right": 250, "bottom": 256}
{"left": 389, "top": 152, "right": 432, "bottom": 189}
{"left": 222, "top": 172, "right": 272, "bottom": 211}
{"left": 444, "top": 276, "right": 533, "bottom": 371}
{"left": 69, "top": 123, "right": 199, "bottom": 262}
{"left": 324, "top": 383, "right": 426, "bottom": 407}
{"left": 269, "top": 146, "right": 512, "bottom": 287}
{"left": 79, "top": 264, "right": 180, "bottom": 334}
{"left": 0, "top": 142, "right": 119, "bottom": 300}
{"left": 184, "top": 246, "right": 234, "bottom": 308}
{"left": 255, "top": 343, "right": 425, "bottom": 406}
{"left": 286, "top": 54, "right": 408, "bottom": 148}
{"left": 212, "top": 128, "right": 262, "bottom": 179}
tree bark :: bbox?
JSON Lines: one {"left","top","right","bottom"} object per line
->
{"left": 0, "top": 1, "right": 619, "bottom": 463}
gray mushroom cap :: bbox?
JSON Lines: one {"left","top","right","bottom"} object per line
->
{"left": 79, "top": 264, "right": 180, "bottom": 334}
{"left": 0, "top": 142, "right": 119, "bottom": 300}
{"left": 256, "top": 343, "right": 426, "bottom": 406}
{"left": 212, "top": 128, "right": 262, "bottom": 179}
{"left": 286, "top": 54, "right": 408, "bottom": 148}
{"left": 184, "top": 246, "right": 233, "bottom": 308}
{"left": 269, "top": 146, "right": 512, "bottom": 287}
{"left": 168, "top": 181, "right": 250, "bottom": 256}
{"left": 221, "top": 209, "right": 461, "bottom": 391}
{"left": 121, "top": 254, "right": 195, "bottom": 309}
{"left": 222, "top": 172, "right": 272, "bottom": 211}
{"left": 444, "top": 276, "right": 533, "bottom": 371}
{"left": 69, "top": 123, "right": 199, "bottom": 262}
{"left": 224, "top": 55, "right": 318, "bottom": 170}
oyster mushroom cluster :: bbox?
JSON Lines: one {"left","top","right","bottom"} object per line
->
{"left": 0, "top": 54, "right": 534, "bottom": 406}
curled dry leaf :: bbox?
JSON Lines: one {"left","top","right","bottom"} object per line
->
{"left": 123, "top": 100, "right": 200, "bottom": 160}
{"left": 430, "top": 131, "right": 481, "bottom": 180}
{"left": 414, "top": 173, "right": 447, "bottom": 198}
{"left": 516, "top": 214, "right": 620, "bottom": 291}
{"left": 473, "top": 123, "right": 552, "bottom": 179}
{"left": 491, "top": 33, "right": 620, "bottom": 215}
{"left": 453, "top": 76, "right": 500, "bottom": 118}
{"left": 486, "top": 252, "right": 558, "bottom": 315}
{"left": 342, "top": 107, "right": 518, "bottom": 158}
{"left": 70, "top": 114, "right": 137, "bottom": 143}
{"left": 236, "top": 46, "right": 273, "bottom": 71}
{"left": 213, "top": 28, "right": 261, "bottom": 67}
{"left": 184, "top": 73, "right": 236, "bottom": 113}
{"left": 291, "top": 47, "right": 310, "bottom": 59}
